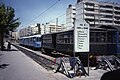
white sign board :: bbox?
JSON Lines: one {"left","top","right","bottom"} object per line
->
{"left": 74, "top": 20, "right": 90, "bottom": 52}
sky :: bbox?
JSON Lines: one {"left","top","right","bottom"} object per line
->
{"left": 1, "top": 0, "right": 120, "bottom": 30}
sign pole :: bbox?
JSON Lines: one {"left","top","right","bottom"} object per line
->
{"left": 73, "top": 20, "right": 76, "bottom": 77}
{"left": 73, "top": 21, "right": 75, "bottom": 57}
{"left": 88, "top": 53, "right": 89, "bottom": 76}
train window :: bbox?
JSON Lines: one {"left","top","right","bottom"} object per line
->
{"left": 71, "top": 38, "right": 73, "bottom": 43}
{"left": 90, "top": 38, "right": 94, "bottom": 42}
{"left": 90, "top": 32, "right": 94, "bottom": 42}
{"left": 43, "top": 35, "right": 52, "bottom": 43}
{"left": 62, "top": 39, "right": 64, "bottom": 43}
{"left": 65, "top": 38, "right": 67, "bottom": 43}
{"left": 36, "top": 37, "right": 41, "bottom": 41}
{"left": 113, "top": 33, "right": 117, "bottom": 43}
{"left": 108, "top": 34, "right": 112, "bottom": 43}
{"left": 33, "top": 37, "right": 36, "bottom": 41}
{"left": 90, "top": 32, "right": 94, "bottom": 37}
{"left": 107, "top": 33, "right": 116, "bottom": 43}
{"left": 96, "top": 32, "right": 100, "bottom": 37}
{"left": 101, "top": 38, "right": 105, "bottom": 42}
{"left": 67, "top": 34, "right": 70, "bottom": 37}
{"left": 68, "top": 38, "right": 70, "bottom": 43}
{"left": 118, "top": 33, "right": 120, "bottom": 43}
{"left": 101, "top": 33, "right": 106, "bottom": 42}
{"left": 96, "top": 38, "right": 101, "bottom": 42}
{"left": 56, "top": 32, "right": 73, "bottom": 44}
{"left": 101, "top": 33, "right": 106, "bottom": 37}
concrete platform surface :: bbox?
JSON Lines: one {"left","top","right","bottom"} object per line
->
{"left": 0, "top": 43, "right": 107, "bottom": 80}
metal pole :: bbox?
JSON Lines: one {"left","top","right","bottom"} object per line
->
{"left": 56, "top": 18, "right": 58, "bottom": 32}
{"left": 73, "top": 16, "right": 76, "bottom": 57}
{"left": 73, "top": 15, "right": 76, "bottom": 77}
{"left": 88, "top": 53, "right": 89, "bottom": 76}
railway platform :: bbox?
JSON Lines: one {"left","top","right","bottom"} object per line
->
{"left": 0, "top": 42, "right": 108, "bottom": 80}
{"left": 0, "top": 43, "right": 69, "bottom": 80}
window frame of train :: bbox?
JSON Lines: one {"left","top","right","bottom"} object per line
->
{"left": 90, "top": 30, "right": 107, "bottom": 43}
{"left": 56, "top": 30, "right": 73, "bottom": 44}
{"left": 74, "top": 20, "right": 90, "bottom": 52}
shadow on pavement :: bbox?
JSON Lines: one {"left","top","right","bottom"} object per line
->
{"left": 0, "top": 64, "right": 10, "bottom": 69}
{"left": 0, "top": 54, "right": 3, "bottom": 56}
{"left": 101, "top": 69, "right": 120, "bottom": 80}
{"left": 1, "top": 49, "right": 19, "bottom": 51}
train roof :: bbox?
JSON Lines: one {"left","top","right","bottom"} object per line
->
{"left": 42, "top": 28, "right": 107, "bottom": 35}
{"left": 20, "top": 34, "right": 41, "bottom": 39}
{"left": 99, "top": 25, "right": 120, "bottom": 31}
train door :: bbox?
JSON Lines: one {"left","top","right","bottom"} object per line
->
{"left": 107, "top": 30, "right": 117, "bottom": 55}
{"left": 116, "top": 32, "right": 120, "bottom": 54}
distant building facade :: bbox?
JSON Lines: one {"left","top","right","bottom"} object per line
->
{"left": 44, "top": 22, "right": 62, "bottom": 34}
{"left": 19, "top": 22, "right": 63, "bottom": 38}
{"left": 66, "top": 4, "right": 76, "bottom": 30}
{"left": 76, "top": 0, "right": 120, "bottom": 27}
{"left": 19, "top": 23, "right": 41, "bottom": 37}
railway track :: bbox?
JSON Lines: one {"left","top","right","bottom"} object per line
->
{"left": 13, "top": 44, "right": 59, "bottom": 71}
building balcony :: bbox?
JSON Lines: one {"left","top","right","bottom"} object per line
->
{"left": 89, "top": 21, "right": 99, "bottom": 24}
{"left": 84, "top": 11, "right": 95, "bottom": 14}
{"left": 100, "top": 8, "right": 113, "bottom": 11}
{"left": 100, "top": 22, "right": 113, "bottom": 25}
{"left": 84, "top": 15, "right": 94, "bottom": 19}
{"left": 94, "top": 7, "right": 100, "bottom": 10}
{"left": 114, "top": 18, "right": 120, "bottom": 21}
{"left": 114, "top": 23, "right": 120, "bottom": 26}
{"left": 114, "top": 9, "right": 120, "bottom": 13}
{"left": 100, "top": 17, "right": 113, "bottom": 21}
{"left": 100, "top": 12, "right": 113, "bottom": 16}
{"left": 84, "top": 5, "right": 94, "bottom": 9}
{"left": 114, "top": 13, "right": 120, "bottom": 16}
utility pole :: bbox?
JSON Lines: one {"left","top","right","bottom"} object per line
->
{"left": 37, "top": 23, "right": 41, "bottom": 34}
{"left": 56, "top": 18, "right": 58, "bottom": 32}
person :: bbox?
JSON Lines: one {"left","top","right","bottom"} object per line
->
{"left": 7, "top": 41, "right": 11, "bottom": 50}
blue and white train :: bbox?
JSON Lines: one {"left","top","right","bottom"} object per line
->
{"left": 19, "top": 35, "right": 41, "bottom": 49}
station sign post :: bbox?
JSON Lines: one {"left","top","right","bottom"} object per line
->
{"left": 74, "top": 20, "right": 90, "bottom": 75}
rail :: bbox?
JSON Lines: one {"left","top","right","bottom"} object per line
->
{"left": 12, "top": 43, "right": 59, "bottom": 70}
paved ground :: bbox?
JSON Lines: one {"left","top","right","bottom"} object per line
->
{"left": 0, "top": 43, "right": 107, "bottom": 80}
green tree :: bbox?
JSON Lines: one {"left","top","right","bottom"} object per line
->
{"left": 0, "top": 4, "right": 20, "bottom": 50}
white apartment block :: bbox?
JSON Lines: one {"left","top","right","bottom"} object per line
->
{"left": 76, "top": 0, "right": 120, "bottom": 27}
{"left": 31, "top": 24, "right": 41, "bottom": 35}
{"left": 19, "top": 23, "right": 43, "bottom": 37}
{"left": 11, "top": 31, "right": 19, "bottom": 40}
{"left": 19, "top": 23, "right": 63, "bottom": 37}
{"left": 66, "top": 4, "right": 76, "bottom": 30}
{"left": 44, "top": 22, "right": 62, "bottom": 34}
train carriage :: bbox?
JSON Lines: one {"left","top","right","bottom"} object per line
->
{"left": 41, "top": 28, "right": 109, "bottom": 56}
{"left": 31, "top": 35, "right": 42, "bottom": 49}
{"left": 100, "top": 26, "right": 120, "bottom": 55}
{"left": 55, "top": 28, "right": 108, "bottom": 56}
{"left": 41, "top": 33, "right": 56, "bottom": 53}
{"left": 19, "top": 35, "right": 42, "bottom": 49}
{"left": 90, "top": 28, "right": 107, "bottom": 55}
{"left": 117, "top": 32, "right": 120, "bottom": 54}
{"left": 107, "top": 29, "right": 118, "bottom": 55}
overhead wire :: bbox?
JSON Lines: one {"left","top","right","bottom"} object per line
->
{"left": 23, "top": 0, "right": 61, "bottom": 27}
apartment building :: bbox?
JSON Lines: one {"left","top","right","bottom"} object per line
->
{"left": 66, "top": 4, "right": 76, "bottom": 30}
{"left": 31, "top": 24, "right": 41, "bottom": 35}
{"left": 19, "top": 23, "right": 41, "bottom": 37}
{"left": 44, "top": 22, "right": 62, "bottom": 34}
{"left": 76, "top": 0, "right": 120, "bottom": 27}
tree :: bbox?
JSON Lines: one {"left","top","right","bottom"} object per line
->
{"left": 0, "top": 4, "right": 20, "bottom": 50}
